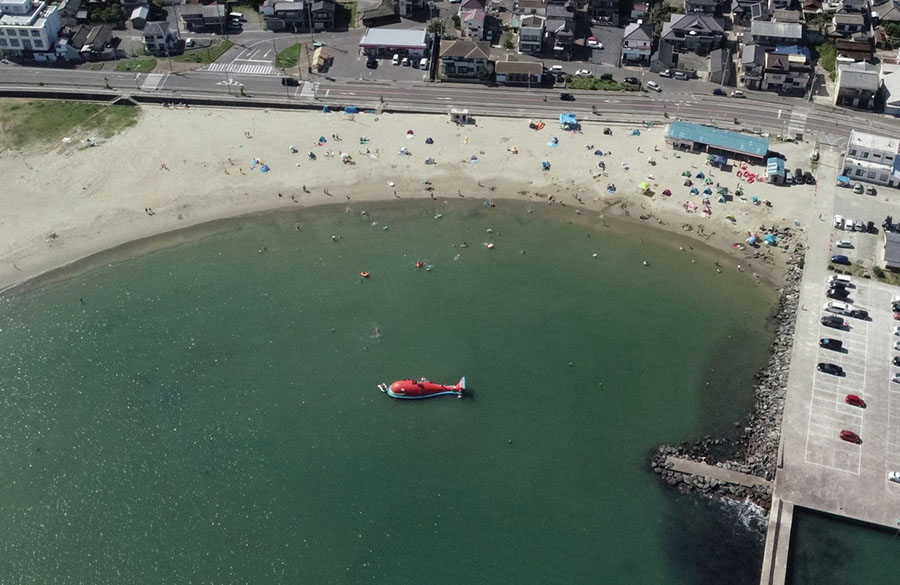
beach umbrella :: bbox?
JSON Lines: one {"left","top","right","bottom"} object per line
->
{"left": 639, "top": 181, "right": 651, "bottom": 191}
{"left": 682, "top": 170, "right": 692, "bottom": 177}
{"left": 705, "top": 177, "right": 713, "bottom": 185}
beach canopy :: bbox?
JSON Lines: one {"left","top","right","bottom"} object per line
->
{"left": 690, "top": 186, "right": 699, "bottom": 194}
{"left": 836, "top": 175, "right": 850, "bottom": 183}
{"left": 319, "top": 136, "right": 327, "bottom": 143}
{"left": 682, "top": 170, "right": 692, "bottom": 177}
{"left": 696, "top": 172, "right": 705, "bottom": 179}
{"left": 344, "top": 106, "right": 358, "bottom": 114}
{"left": 559, "top": 113, "right": 578, "bottom": 129}
{"left": 717, "top": 186, "right": 729, "bottom": 195}
{"left": 425, "top": 137, "right": 434, "bottom": 144}
{"left": 639, "top": 182, "right": 651, "bottom": 191}
{"left": 715, "top": 155, "right": 727, "bottom": 165}
{"left": 765, "top": 234, "right": 777, "bottom": 245}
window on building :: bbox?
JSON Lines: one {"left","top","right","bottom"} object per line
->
{"left": 0, "top": 38, "right": 6, "bottom": 47}
{"left": 33, "top": 39, "right": 42, "bottom": 49}
{"left": 862, "top": 152, "right": 869, "bottom": 158}
{"left": 881, "top": 174, "right": 889, "bottom": 182}
{"left": 0, "top": 29, "right": 5, "bottom": 36}
{"left": 21, "top": 39, "right": 31, "bottom": 49}
{"left": 10, "top": 37, "right": 19, "bottom": 46}
{"left": 867, "top": 171, "right": 876, "bottom": 179}
{"left": 849, "top": 149, "right": 857, "bottom": 156}
{"left": 872, "top": 152, "right": 881, "bottom": 159}
{"left": 31, "top": 30, "right": 39, "bottom": 37}
{"left": 855, "top": 168, "right": 864, "bottom": 176}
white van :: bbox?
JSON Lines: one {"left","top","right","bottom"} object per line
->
{"left": 674, "top": 71, "right": 688, "bottom": 80}
{"left": 419, "top": 57, "right": 429, "bottom": 69}
{"left": 833, "top": 215, "right": 845, "bottom": 229}
{"left": 646, "top": 80, "right": 662, "bottom": 92}
{"left": 824, "top": 301, "right": 852, "bottom": 315}
{"left": 229, "top": 12, "right": 244, "bottom": 20}
{"left": 392, "top": 54, "right": 400, "bottom": 66}
{"left": 829, "top": 274, "right": 852, "bottom": 286}
{"left": 549, "top": 65, "right": 563, "bottom": 73}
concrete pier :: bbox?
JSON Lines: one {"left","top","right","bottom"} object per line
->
{"left": 664, "top": 457, "right": 773, "bottom": 489}
{"left": 759, "top": 497, "right": 793, "bottom": 585}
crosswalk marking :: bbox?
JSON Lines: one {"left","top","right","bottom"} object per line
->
{"left": 787, "top": 110, "right": 808, "bottom": 139}
{"left": 206, "top": 62, "right": 277, "bottom": 76}
{"left": 299, "top": 81, "right": 319, "bottom": 98}
{"left": 140, "top": 73, "right": 164, "bottom": 91}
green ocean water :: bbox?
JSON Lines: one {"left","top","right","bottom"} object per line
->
{"left": 0, "top": 200, "right": 775, "bottom": 584}
{"left": 787, "top": 509, "right": 900, "bottom": 584}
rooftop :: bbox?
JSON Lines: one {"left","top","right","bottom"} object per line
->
{"left": 838, "top": 62, "right": 881, "bottom": 91}
{"left": 848, "top": 130, "right": 899, "bottom": 154}
{"left": 439, "top": 39, "right": 491, "bottom": 59}
{"left": 667, "top": 121, "right": 770, "bottom": 157}
{"left": 750, "top": 19, "right": 803, "bottom": 39}
{"left": 359, "top": 28, "right": 429, "bottom": 49}
{"left": 495, "top": 60, "right": 542, "bottom": 74}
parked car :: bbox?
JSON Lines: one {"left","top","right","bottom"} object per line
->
{"left": 845, "top": 394, "right": 866, "bottom": 408}
{"left": 866, "top": 185, "right": 877, "bottom": 196}
{"left": 821, "top": 315, "right": 847, "bottom": 329}
{"left": 623, "top": 76, "right": 639, "bottom": 85}
{"left": 185, "top": 38, "right": 195, "bottom": 47}
{"left": 854, "top": 220, "right": 865, "bottom": 232}
{"left": 844, "top": 219, "right": 856, "bottom": 231}
{"left": 549, "top": 65, "right": 564, "bottom": 74}
{"left": 280, "top": 77, "right": 299, "bottom": 86}
{"left": 848, "top": 309, "right": 869, "bottom": 320}
{"left": 575, "top": 69, "right": 592, "bottom": 77}
{"left": 827, "top": 288, "right": 850, "bottom": 300}
{"left": 713, "top": 88, "right": 727, "bottom": 96}
{"left": 559, "top": 93, "right": 575, "bottom": 101}
{"left": 889, "top": 471, "right": 900, "bottom": 483}
{"left": 794, "top": 167, "right": 803, "bottom": 180}
{"left": 853, "top": 182, "right": 864, "bottom": 194}
{"left": 824, "top": 301, "right": 851, "bottom": 315}
{"left": 893, "top": 372, "right": 900, "bottom": 383}
{"left": 586, "top": 37, "right": 602, "bottom": 49}
{"left": 646, "top": 81, "right": 662, "bottom": 92}
{"left": 894, "top": 340, "right": 900, "bottom": 351}
{"left": 833, "top": 215, "right": 845, "bottom": 229}
{"left": 674, "top": 71, "right": 688, "bottom": 80}
{"left": 401, "top": 57, "right": 410, "bottom": 66}
{"left": 830, "top": 255, "right": 851, "bottom": 265}
{"left": 829, "top": 274, "right": 852, "bottom": 287}
{"left": 894, "top": 326, "right": 900, "bottom": 336}
{"left": 835, "top": 240, "right": 853, "bottom": 248}
{"left": 866, "top": 221, "right": 877, "bottom": 234}
{"left": 392, "top": 54, "right": 400, "bottom": 65}
{"left": 894, "top": 356, "right": 900, "bottom": 367}
{"left": 419, "top": 57, "right": 429, "bottom": 69}
{"left": 366, "top": 56, "right": 378, "bottom": 69}
{"left": 731, "top": 90, "right": 746, "bottom": 97}
{"left": 804, "top": 172, "right": 815, "bottom": 185}
{"left": 817, "top": 362, "right": 844, "bottom": 376}
{"left": 840, "top": 430, "right": 862, "bottom": 444}
{"left": 820, "top": 338, "right": 844, "bottom": 351}
{"left": 659, "top": 69, "right": 672, "bottom": 77}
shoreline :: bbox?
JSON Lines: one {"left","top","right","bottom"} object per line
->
{"left": 0, "top": 106, "right": 817, "bottom": 294}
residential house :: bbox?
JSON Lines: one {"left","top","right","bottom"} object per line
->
{"left": 545, "top": 0, "right": 575, "bottom": 55}
{"left": 841, "top": 0, "right": 869, "bottom": 12}
{"left": 772, "top": 8, "right": 801, "bottom": 22}
{"left": 261, "top": 0, "right": 335, "bottom": 32}
{"left": 740, "top": 43, "right": 765, "bottom": 88}
{"left": 834, "top": 61, "right": 880, "bottom": 108}
{"left": 180, "top": 4, "right": 226, "bottom": 31}
{"left": 769, "top": 0, "right": 791, "bottom": 9}
{"left": 833, "top": 12, "right": 867, "bottom": 35}
{"left": 130, "top": 5, "right": 147, "bottom": 28}
{"left": 57, "top": 22, "right": 112, "bottom": 61}
{"left": 359, "top": 0, "right": 397, "bottom": 27}
{"left": 732, "top": 0, "right": 765, "bottom": 25}
{"left": 842, "top": 130, "right": 900, "bottom": 187}
{"left": 518, "top": 14, "right": 544, "bottom": 55}
{"left": 459, "top": 0, "right": 485, "bottom": 40}
{"left": 398, "top": 0, "right": 427, "bottom": 17}
{"left": 883, "top": 68, "right": 900, "bottom": 115}
{"left": 515, "top": 0, "right": 546, "bottom": 17}
{"left": 495, "top": 60, "right": 542, "bottom": 85}
{"left": 142, "top": 20, "right": 177, "bottom": 55}
{"left": 631, "top": 1, "right": 650, "bottom": 22}
{"left": 660, "top": 13, "right": 725, "bottom": 54}
{"left": 834, "top": 33, "right": 875, "bottom": 61}
{"left": 761, "top": 51, "right": 812, "bottom": 92}
{"left": 685, "top": 0, "right": 718, "bottom": 14}
{"left": 873, "top": 0, "right": 900, "bottom": 24}
{"left": 56, "top": 0, "right": 79, "bottom": 28}
{"left": 588, "top": 0, "right": 619, "bottom": 26}
{"left": 649, "top": 39, "right": 676, "bottom": 72}
{"left": 439, "top": 38, "right": 492, "bottom": 79}
{"left": 621, "top": 20, "right": 652, "bottom": 64}
{"left": 748, "top": 19, "right": 804, "bottom": 46}
{"left": 0, "top": 0, "right": 61, "bottom": 59}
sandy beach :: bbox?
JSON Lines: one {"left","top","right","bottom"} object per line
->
{"left": 0, "top": 105, "right": 818, "bottom": 291}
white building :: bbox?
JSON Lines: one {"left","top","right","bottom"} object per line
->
{"left": 0, "top": 0, "right": 61, "bottom": 60}
{"left": 842, "top": 130, "right": 900, "bottom": 187}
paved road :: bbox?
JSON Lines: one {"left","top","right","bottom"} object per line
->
{"left": 1, "top": 64, "right": 898, "bottom": 147}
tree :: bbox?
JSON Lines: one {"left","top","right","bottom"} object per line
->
{"left": 427, "top": 19, "right": 444, "bottom": 35}
{"left": 91, "top": 5, "right": 123, "bottom": 24}
{"left": 650, "top": 2, "right": 683, "bottom": 36}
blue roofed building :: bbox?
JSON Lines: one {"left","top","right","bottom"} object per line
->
{"left": 665, "top": 121, "right": 770, "bottom": 163}
{"left": 766, "top": 157, "right": 785, "bottom": 184}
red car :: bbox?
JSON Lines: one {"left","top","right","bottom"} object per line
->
{"left": 840, "top": 430, "right": 862, "bottom": 444}
{"left": 845, "top": 394, "right": 866, "bottom": 408}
